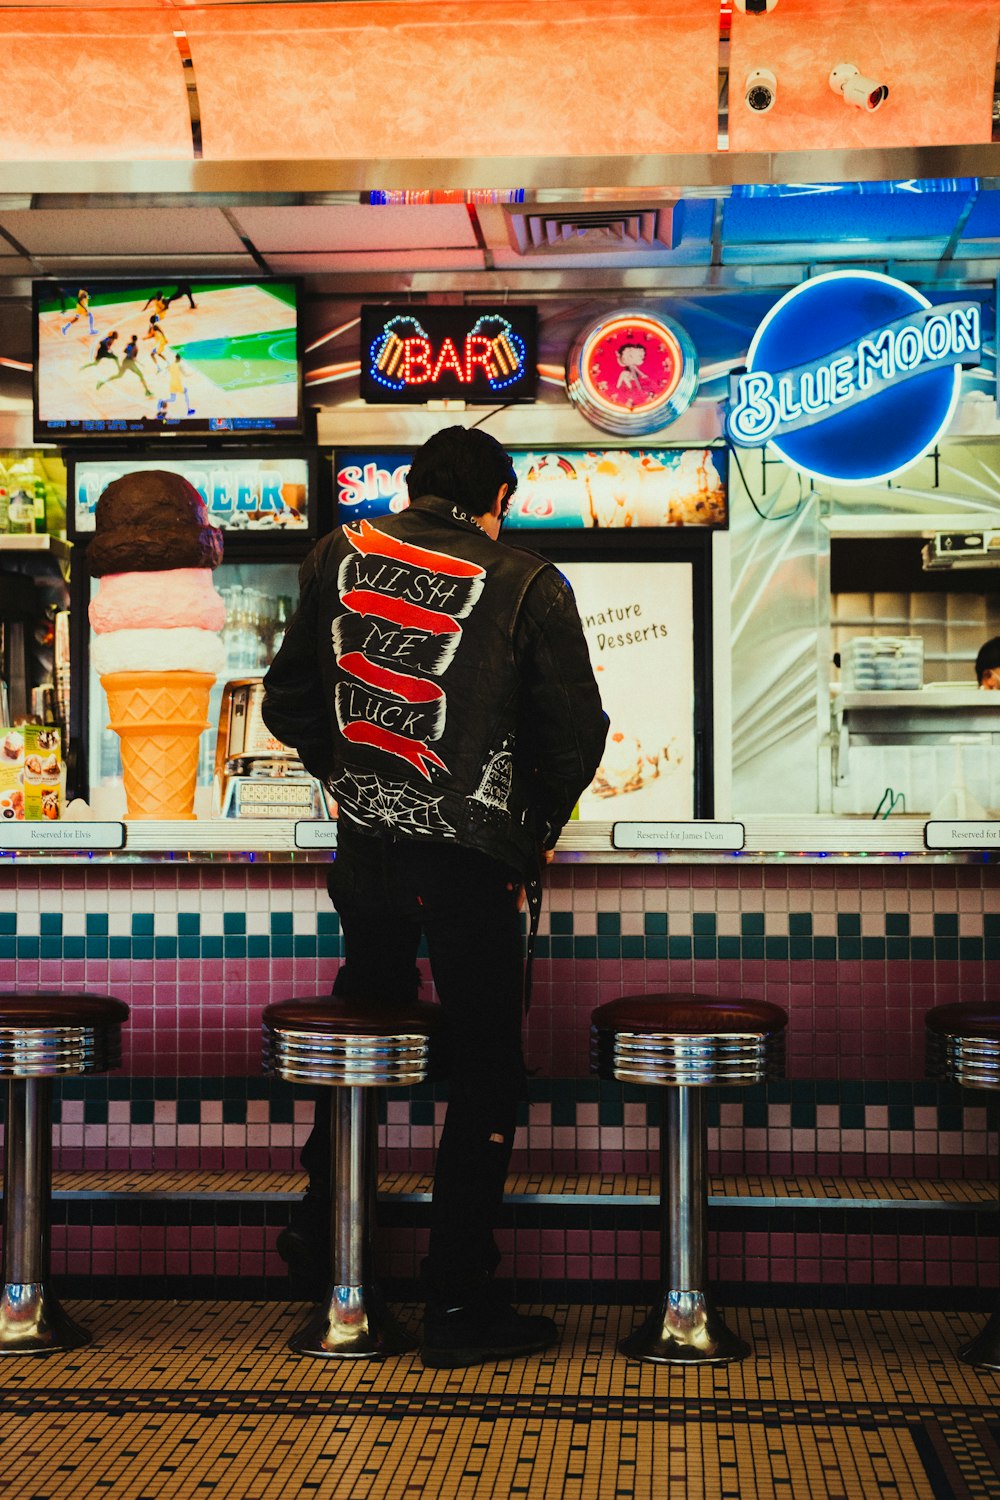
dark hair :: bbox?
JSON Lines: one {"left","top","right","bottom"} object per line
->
{"left": 975, "top": 636, "right": 1000, "bottom": 683}
{"left": 406, "top": 425, "right": 518, "bottom": 517}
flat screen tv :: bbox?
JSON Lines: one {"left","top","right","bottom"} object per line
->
{"left": 33, "top": 279, "right": 303, "bottom": 440}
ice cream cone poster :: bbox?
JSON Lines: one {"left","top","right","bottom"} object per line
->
{"left": 561, "top": 562, "right": 695, "bottom": 819}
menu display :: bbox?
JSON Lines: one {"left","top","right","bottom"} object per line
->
{"left": 336, "top": 448, "right": 727, "bottom": 529}
{"left": 71, "top": 456, "right": 311, "bottom": 536}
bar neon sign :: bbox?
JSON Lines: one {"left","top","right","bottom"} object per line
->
{"left": 360, "top": 306, "right": 537, "bottom": 404}
{"left": 726, "top": 271, "right": 983, "bottom": 484}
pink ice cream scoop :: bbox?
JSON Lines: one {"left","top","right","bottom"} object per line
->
{"left": 89, "top": 568, "right": 227, "bottom": 634}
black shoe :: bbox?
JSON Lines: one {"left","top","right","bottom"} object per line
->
{"left": 276, "top": 1224, "right": 329, "bottom": 1302}
{"left": 421, "top": 1299, "right": 559, "bottom": 1369}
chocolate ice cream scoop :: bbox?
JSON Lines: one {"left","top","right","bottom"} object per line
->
{"left": 88, "top": 469, "right": 224, "bottom": 576}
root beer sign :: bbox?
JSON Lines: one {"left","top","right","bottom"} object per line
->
{"left": 333, "top": 519, "right": 484, "bottom": 777}
{"left": 360, "top": 305, "right": 537, "bottom": 404}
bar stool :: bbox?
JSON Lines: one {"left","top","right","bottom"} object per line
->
{"left": 592, "top": 993, "right": 788, "bottom": 1365}
{"left": 0, "top": 992, "right": 128, "bottom": 1355}
{"left": 926, "top": 1000, "right": 1000, "bottom": 1370}
{"left": 263, "top": 995, "right": 443, "bottom": 1359}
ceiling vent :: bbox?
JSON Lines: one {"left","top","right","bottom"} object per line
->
{"left": 505, "top": 203, "right": 678, "bottom": 257}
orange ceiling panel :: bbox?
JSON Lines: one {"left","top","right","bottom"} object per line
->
{"left": 728, "top": 0, "right": 998, "bottom": 153}
{"left": 183, "top": 0, "right": 720, "bottom": 162}
{"left": 0, "top": 9, "right": 193, "bottom": 160}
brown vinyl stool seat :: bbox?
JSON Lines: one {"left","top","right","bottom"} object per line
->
{"left": 592, "top": 993, "right": 788, "bottom": 1365}
{"left": 262, "top": 995, "right": 443, "bottom": 1358}
{"left": 926, "top": 1000, "right": 1000, "bottom": 1369}
{"left": 0, "top": 992, "right": 128, "bottom": 1355}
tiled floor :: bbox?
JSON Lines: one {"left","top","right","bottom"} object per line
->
{"left": 0, "top": 1301, "right": 998, "bottom": 1497}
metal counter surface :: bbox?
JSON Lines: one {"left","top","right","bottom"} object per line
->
{"left": 0, "top": 816, "right": 995, "bottom": 864}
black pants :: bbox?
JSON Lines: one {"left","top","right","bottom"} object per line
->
{"left": 303, "top": 824, "right": 526, "bottom": 1302}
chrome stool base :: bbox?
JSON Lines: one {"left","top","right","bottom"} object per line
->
{"left": 290, "top": 1283, "right": 416, "bottom": 1359}
{"left": 0, "top": 1282, "right": 90, "bottom": 1355}
{"left": 621, "top": 1289, "right": 749, "bottom": 1365}
{"left": 263, "top": 1001, "right": 443, "bottom": 1362}
{"left": 958, "top": 1308, "right": 1000, "bottom": 1371}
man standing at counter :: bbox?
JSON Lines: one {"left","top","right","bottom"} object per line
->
{"left": 262, "top": 424, "right": 607, "bottom": 1368}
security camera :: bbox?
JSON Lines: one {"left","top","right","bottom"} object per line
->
{"left": 733, "top": 0, "right": 780, "bottom": 12}
{"left": 745, "top": 68, "right": 777, "bottom": 113}
{"left": 829, "top": 63, "right": 889, "bottom": 112}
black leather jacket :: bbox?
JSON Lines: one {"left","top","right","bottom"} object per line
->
{"left": 262, "top": 494, "right": 608, "bottom": 874}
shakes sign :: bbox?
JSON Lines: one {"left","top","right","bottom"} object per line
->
{"left": 726, "top": 271, "right": 982, "bottom": 484}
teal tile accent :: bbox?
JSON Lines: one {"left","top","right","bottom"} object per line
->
{"left": 40, "top": 912, "right": 62, "bottom": 934}
{"left": 960, "top": 938, "right": 985, "bottom": 960}
{"left": 742, "top": 936, "right": 764, "bottom": 959}
{"left": 222, "top": 1099, "right": 246, "bottom": 1124}
{"left": 789, "top": 912, "right": 812, "bottom": 935}
{"left": 622, "top": 936, "right": 644, "bottom": 960}
{"left": 130, "top": 1100, "right": 154, "bottom": 1124}
{"left": 16, "top": 939, "right": 38, "bottom": 960}
{"left": 741, "top": 913, "right": 764, "bottom": 935}
{"left": 549, "top": 911, "right": 573, "bottom": 935}
{"left": 551, "top": 936, "right": 573, "bottom": 959}
{"left": 177, "top": 1099, "right": 200, "bottom": 1125}
{"left": 201, "top": 937, "right": 223, "bottom": 959}
{"left": 837, "top": 937, "right": 861, "bottom": 959}
{"left": 789, "top": 937, "right": 812, "bottom": 960}
{"left": 247, "top": 937, "right": 269, "bottom": 959}
{"left": 130, "top": 938, "right": 153, "bottom": 960}
{"left": 293, "top": 937, "right": 317, "bottom": 958}
{"left": 597, "top": 936, "right": 619, "bottom": 959}
{"left": 85, "top": 913, "right": 108, "bottom": 935}
{"left": 861, "top": 938, "right": 886, "bottom": 960}
{"left": 644, "top": 912, "right": 668, "bottom": 935}
{"left": 814, "top": 937, "right": 836, "bottom": 960}
{"left": 178, "top": 937, "right": 200, "bottom": 959}
{"left": 837, "top": 913, "right": 861, "bottom": 936}
{"left": 597, "top": 912, "right": 621, "bottom": 935}
{"left": 935, "top": 937, "right": 958, "bottom": 960}
{"left": 224, "top": 938, "right": 247, "bottom": 958}
{"left": 178, "top": 913, "right": 200, "bottom": 934}
{"left": 223, "top": 911, "right": 246, "bottom": 935}
{"left": 40, "top": 938, "right": 62, "bottom": 959}
{"left": 0, "top": 938, "right": 13, "bottom": 959}
{"left": 646, "top": 937, "right": 667, "bottom": 959}
{"left": 86, "top": 939, "right": 108, "bottom": 960}
{"left": 765, "top": 937, "right": 789, "bottom": 960}
{"left": 270, "top": 912, "right": 293, "bottom": 934}
{"left": 317, "top": 912, "right": 340, "bottom": 935}
{"left": 692, "top": 912, "right": 716, "bottom": 934}
{"left": 109, "top": 937, "right": 131, "bottom": 959}
{"left": 83, "top": 1100, "right": 108, "bottom": 1125}
{"left": 886, "top": 938, "right": 909, "bottom": 960}
{"left": 885, "top": 913, "right": 909, "bottom": 936}
{"left": 154, "top": 938, "right": 178, "bottom": 959}
{"left": 933, "top": 913, "right": 958, "bottom": 936}
{"left": 574, "top": 936, "right": 597, "bottom": 959}
{"left": 131, "top": 913, "right": 154, "bottom": 935}
{"left": 693, "top": 936, "right": 716, "bottom": 959}
{"left": 718, "top": 936, "right": 740, "bottom": 959}
{"left": 0, "top": 912, "right": 15, "bottom": 934}
{"left": 668, "top": 936, "right": 692, "bottom": 959}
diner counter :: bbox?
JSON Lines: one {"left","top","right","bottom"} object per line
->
{"left": 1, "top": 814, "right": 998, "bottom": 863}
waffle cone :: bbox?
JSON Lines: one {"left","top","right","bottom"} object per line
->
{"left": 102, "top": 670, "right": 215, "bottom": 820}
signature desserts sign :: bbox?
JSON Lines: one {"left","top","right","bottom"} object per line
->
{"left": 562, "top": 561, "right": 695, "bottom": 819}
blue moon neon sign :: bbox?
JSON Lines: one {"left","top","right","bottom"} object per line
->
{"left": 726, "top": 271, "right": 982, "bottom": 485}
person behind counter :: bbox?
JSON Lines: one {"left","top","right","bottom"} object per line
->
{"left": 261, "top": 423, "right": 608, "bottom": 1369}
{"left": 975, "top": 637, "right": 1000, "bottom": 690}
